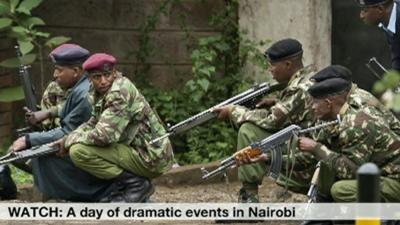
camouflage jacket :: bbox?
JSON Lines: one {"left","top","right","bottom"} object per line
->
{"left": 65, "top": 73, "right": 173, "bottom": 174}
{"left": 229, "top": 65, "right": 316, "bottom": 131}
{"left": 40, "top": 81, "right": 67, "bottom": 129}
{"left": 313, "top": 102, "right": 400, "bottom": 180}
{"left": 347, "top": 84, "right": 400, "bottom": 135}
{"left": 230, "top": 65, "right": 318, "bottom": 175}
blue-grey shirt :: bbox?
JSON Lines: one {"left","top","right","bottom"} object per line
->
{"left": 27, "top": 74, "right": 91, "bottom": 146}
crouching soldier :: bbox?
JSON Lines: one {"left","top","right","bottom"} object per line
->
{"left": 56, "top": 53, "right": 174, "bottom": 202}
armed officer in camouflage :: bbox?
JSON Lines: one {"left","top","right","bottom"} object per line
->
{"left": 11, "top": 44, "right": 114, "bottom": 202}
{"left": 299, "top": 77, "right": 400, "bottom": 202}
{"left": 310, "top": 65, "right": 400, "bottom": 135}
{"left": 23, "top": 80, "right": 65, "bottom": 131}
{"left": 38, "top": 80, "right": 66, "bottom": 130}
{"left": 214, "top": 38, "right": 318, "bottom": 202}
{"left": 57, "top": 53, "right": 174, "bottom": 203}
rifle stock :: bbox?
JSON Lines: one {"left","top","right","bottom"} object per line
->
{"left": 201, "top": 117, "right": 341, "bottom": 180}
{"left": 150, "top": 82, "right": 284, "bottom": 145}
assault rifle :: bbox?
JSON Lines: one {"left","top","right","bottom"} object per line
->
{"left": 150, "top": 82, "right": 284, "bottom": 145}
{"left": 366, "top": 57, "right": 400, "bottom": 94}
{"left": 306, "top": 161, "right": 321, "bottom": 206}
{"left": 0, "top": 145, "right": 59, "bottom": 166}
{"left": 201, "top": 118, "right": 340, "bottom": 180}
{"left": 15, "top": 45, "right": 40, "bottom": 135}
{"left": 365, "top": 57, "right": 387, "bottom": 80}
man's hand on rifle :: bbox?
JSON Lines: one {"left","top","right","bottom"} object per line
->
{"left": 11, "top": 136, "right": 27, "bottom": 152}
{"left": 213, "top": 105, "right": 233, "bottom": 120}
{"left": 24, "top": 107, "right": 50, "bottom": 127}
{"left": 50, "top": 138, "right": 68, "bottom": 157}
{"left": 298, "top": 137, "right": 318, "bottom": 153}
{"left": 256, "top": 98, "right": 277, "bottom": 108}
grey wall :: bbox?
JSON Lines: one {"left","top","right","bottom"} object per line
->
{"left": 30, "top": 0, "right": 225, "bottom": 93}
{"left": 239, "top": 0, "right": 332, "bottom": 81}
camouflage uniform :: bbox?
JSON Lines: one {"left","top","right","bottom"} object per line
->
{"left": 65, "top": 73, "right": 174, "bottom": 180}
{"left": 40, "top": 81, "right": 66, "bottom": 130}
{"left": 229, "top": 65, "right": 318, "bottom": 195}
{"left": 313, "top": 102, "right": 400, "bottom": 202}
{"left": 348, "top": 84, "right": 400, "bottom": 135}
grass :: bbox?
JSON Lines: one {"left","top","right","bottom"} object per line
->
{"left": 1, "top": 140, "right": 33, "bottom": 186}
{"left": 10, "top": 166, "right": 33, "bottom": 186}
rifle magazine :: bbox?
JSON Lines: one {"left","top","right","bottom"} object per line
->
{"left": 269, "top": 146, "right": 283, "bottom": 180}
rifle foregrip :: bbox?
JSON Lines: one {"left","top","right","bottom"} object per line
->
{"left": 232, "top": 146, "right": 262, "bottom": 162}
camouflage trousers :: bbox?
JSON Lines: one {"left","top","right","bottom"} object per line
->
{"left": 69, "top": 143, "right": 161, "bottom": 180}
{"left": 237, "top": 122, "right": 315, "bottom": 195}
{"left": 330, "top": 177, "right": 400, "bottom": 202}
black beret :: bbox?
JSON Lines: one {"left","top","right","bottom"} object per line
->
{"left": 264, "top": 38, "right": 303, "bottom": 63}
{"left": 355, "top": 0, "right": 391, "bottom": 7}
{"left": 49, "top": 44, "right": 90, "bottom": 66}
{"left": 311, "top": 65, "right": 352, "bottom": 82}
{"left": 308, "top": 78, "right": 352, "bottom": 98}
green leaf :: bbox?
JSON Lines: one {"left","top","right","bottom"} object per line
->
{"left": 32, "top": 31, "right": 49, "bottom": 37}
{"left": 0, "top": 54, "right": 36, "bottom": 68}
{"left": 45, "top": 36, "right": 71, "bottom": 48}
{"left": 10, "top": 0, "right": 20, "bottom": 13}
{"left": 372, "top": 82, "right": 386, "bottom": 94}
{"left": 0, "top": 0, "right": 10, "bottom": 15}
{"left": 197, "top": 78, "right": 210, "bottom": 91}
{"left": 392, "top": 94, "right": 400, "bottom": 112}
{"left": 20, "top": 16, "right": 45, "bottom": 29}
{"left": 11, "top": 26, "right": 28, "bottom": 34}
{"left": 0, "top": 86, "right": 24, "bottom": 102}
{"left": 17, "top": 40, "right": 34, "bottom": 55}
{"left": 0, "top": 57, "right": 19, "bottom": 67}
{"left": 16, "top": 0, "right": 42, "bottom": 15}
{"left": 0, "top": 18, "right": 12, "bottom": 29}
{"left": 20, "top": 53, "right": 36, "bottom": 64}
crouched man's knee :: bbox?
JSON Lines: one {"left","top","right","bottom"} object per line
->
{"left": 330, "top": 180, "right": 357, "bottom": 202}
{"left": 69, "top": 143, "right": 87, "bottom": 165}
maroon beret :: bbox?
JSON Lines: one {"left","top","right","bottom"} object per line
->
{"left": 49, "top": 44, "right": 90, "bottom": 66}
{"left": 83, "top": 53, "right": 117, "bottom": 72}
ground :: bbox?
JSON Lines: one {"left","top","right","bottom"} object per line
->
{"left": 0, "top": 164, "right": 308, "bottom": 225}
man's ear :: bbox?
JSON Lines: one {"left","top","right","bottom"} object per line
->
{"left": 285, "top": 60, "right": 292, "bottom": 68}
{"left": 324, "top": 98, "right": 333, "bottom": 109}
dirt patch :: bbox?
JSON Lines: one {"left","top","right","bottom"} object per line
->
{"left": 2, "top": 164, "right": 309, "bottom": 225}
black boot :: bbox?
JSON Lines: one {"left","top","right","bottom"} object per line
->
{"left": 107, "top": 172, "right": 154, "bottom": 203}
{"left": 0, "top": 165, "right": 17, "bottom": 200}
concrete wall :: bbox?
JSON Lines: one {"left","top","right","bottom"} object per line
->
{"left": 28, "top": 0, "right": 224, "bottom": 92}
{"left": 239, "top": 0, "right": 332, "bottom": 80}
{"left": 0, "top": 0, "right": 225, "bottom": 145}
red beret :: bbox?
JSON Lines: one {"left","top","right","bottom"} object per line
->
{"left": 83, "top": 53, "right": 117, "bottom": 72}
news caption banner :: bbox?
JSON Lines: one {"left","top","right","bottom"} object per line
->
{"left": 1, "top": 203, "right": 400, "bottom": 220}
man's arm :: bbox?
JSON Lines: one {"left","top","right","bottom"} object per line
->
{"left": 65, "top": 88, "right": 135, "bottom": 148}
{"left": 26, "top": 94, "right": 92, "bottom": 147}
{"left": 229, "top": 88, "right": 307, "bottom": 131}
{"left": 299, "top": 121, "right": 379, "bottom": 179}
